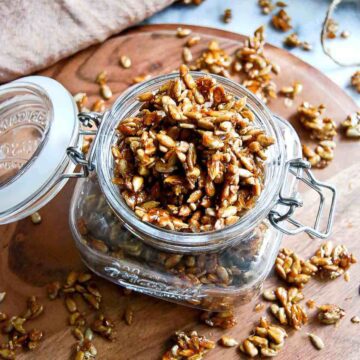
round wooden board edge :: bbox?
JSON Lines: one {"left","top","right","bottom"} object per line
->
{"left": 121, "top": 23, "right": 357, "bottom": 109}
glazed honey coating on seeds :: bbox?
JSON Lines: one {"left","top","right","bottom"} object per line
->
{"left": 112, "top": 65, "right": 275, "bottom": 233}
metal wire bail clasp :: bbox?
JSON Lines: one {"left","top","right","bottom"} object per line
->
{"left": 268, "top": 158, "right": 336, "bottom": 239}
{"left": 62, "top": 112, "right": 103, "bottom": 179}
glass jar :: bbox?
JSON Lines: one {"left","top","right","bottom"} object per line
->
{"left": 0, "top": 73, "right": 336, "bottom": 311}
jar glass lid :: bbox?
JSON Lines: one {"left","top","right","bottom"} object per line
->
{"left": 0, "top": 76, "right": 79, "bottom": 224}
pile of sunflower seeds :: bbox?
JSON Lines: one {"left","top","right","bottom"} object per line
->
{"left": 317, "top": 304, "right": 345, "bottom": 325}
{"left": 162, "top": 330, "right": 215, "bottom": 360}
{"left": 297, "top": 102, "right": 337, "bottom": 141}
{"left": 272, "top": 9, "right": 292, "bottom": 32}
{"left": 284, "top": 33, "right": 312, "bottom": 51}
{"left": 297, "top": 102, "right": 338, "bottom": 168}
{"left": 234, "top": 26, "right": 279, "bottom": 104}
{"left": 267, "top": 287, "right": 308, "bottom": 330}
{"left": 239, "top": 316, "right": 288, "bottom": 357}
{"left": 192, "top": 40, "right": 232, "bottom": 78}
{"left": 351, "top": 71, "right": 360, "bottom": 93}
{"left": 47, "top": 271, "right": 116, "bottom": 360}
{"left": 275, "top": 248, "right": 317, "bottom": 288}
{"left": 0, "top": 295, "right": 44, "bottom": 359}
{"left": 275, "top": 243, "right": 357, "bottom": 285}
{"left": 112, "top": 64, "right": 275, "bottom": 233}
{"left": 341, "top": 111, "right": 360, "bottom": 138}
{"left": 310, "top": 241, "right": 357, "bottom": 280}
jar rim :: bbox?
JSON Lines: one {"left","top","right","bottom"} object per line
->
{"left": 95, "top": 72, "right": 286, "bottom": 251}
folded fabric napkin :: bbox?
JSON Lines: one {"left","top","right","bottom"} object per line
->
{"left": 0, "top": 0, "right": 175, "bottom": 83}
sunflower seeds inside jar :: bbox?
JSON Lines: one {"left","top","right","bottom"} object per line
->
{"left": 111, "top": 64, "right": 275, "bottom": 233}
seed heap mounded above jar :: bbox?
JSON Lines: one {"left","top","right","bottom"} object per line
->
{"left": 111, "top": 65, "right": 275, "bottom": 233}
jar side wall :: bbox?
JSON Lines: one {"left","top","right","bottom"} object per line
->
{"left": 69, "top": 175, "right": 283, "bottom": 311}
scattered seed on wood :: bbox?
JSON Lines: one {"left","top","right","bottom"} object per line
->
{"left": 219, "top": 335, "right": 238, "bottom": 347}
{"left": 96, "top": 70, "right": 107, "bottom": 85}
{"left": 186, "top": 35, "right": 201, "bottom": 47}
{"left": 100, "top": 84, "right": 113, "bottom": 100}
{"left": 263, "top": 289, "right": 276, "bottom": 301}
{"left": 65, "top": 297, "right": 78, "bottom": 313}
{"left": 177, "top": 27, "right": 192, "bottom": 38}
{"left": 78, "top": 273, "right": 92, "bottom": 284}
{"left": 119, "top": 55, "right": 132, "bottom": 69}
{"left": 182, "top": 47, "right": 193, "bottom": 63}
{"left": 46, "top": 281, "right": 61, "bottom": 300}
{"left": 306, "top": 299, "right": 316, "bottom": 309}
{"left": 30, "top": 212, "right": 42, "bottom": 224}
{"left": 308, "top": 333, "right": 324, "bottom": 350}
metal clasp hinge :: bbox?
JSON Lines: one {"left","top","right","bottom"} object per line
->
{"left": 268, "top": 158, "right": 336, "bottom": 239}
{"left": 61, "top": 112, "right": 103, "bottom": 179}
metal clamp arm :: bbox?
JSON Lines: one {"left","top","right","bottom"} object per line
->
{"left": 268, "top": 158, "right": 336, "bottom": 239}
{"left": 60, "top": 112, "right": 103, "bottom": 180}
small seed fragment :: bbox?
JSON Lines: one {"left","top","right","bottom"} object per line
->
{"left": 182, "top": 47, "right": 193, "bottom": 63}
{"left": 30, "top": 212, "right": 42, "bottom": 224}
{"left": 100, "top": 84, "right": 113, "bottom": 100}
{"left": 263, "top": 289, "right": 276, "bottom": 301}
{"left": 308, "top": 333, "right": 324, "bottom": 350}
{"left": 65, "top": 297, "right": 77, "bottom": 313}
{"left": 177, "top": 27, "right": 192, "bottom": 38}
{"left": 46, "top": 281, "right": 61, "bottom": 300}
{"left": 78, "top": 273, "right": 92, "bottom": 283}
{"left": 219, "top": 335, "right": 238, "bottom": 347}
{"left": 119, "top": 55, "right": 132, "bottom": 69}
{"left": 186, "top": 35, "right": 201, "bottom": 47}
{"left": 96, "top": 70, "right": 107, "bottom": 85}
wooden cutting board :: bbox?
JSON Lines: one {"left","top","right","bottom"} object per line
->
{"left": 0, "top": 24, "right": 359, "bottom": 360}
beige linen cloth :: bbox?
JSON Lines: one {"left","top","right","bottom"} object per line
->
{"left": 0, "top": 0, "right": 175, "bottom": 83}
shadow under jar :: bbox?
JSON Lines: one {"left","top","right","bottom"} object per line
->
{"left": 0, "top": 73, "right": 336, "bottom": 311}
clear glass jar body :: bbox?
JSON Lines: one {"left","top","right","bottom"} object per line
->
{"left": 69, "top": 73, "right": 302, "bottom": 311}
{"left": 71, "top": 174, "right": 283, "bottom": 311}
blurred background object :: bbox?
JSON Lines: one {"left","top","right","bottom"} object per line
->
{"left": 0, "top": 0, "right": 175, "bottom": 82}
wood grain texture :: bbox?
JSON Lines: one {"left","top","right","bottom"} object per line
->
{"left": 0, "top": 24, "right": 359, "bottom": 360}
